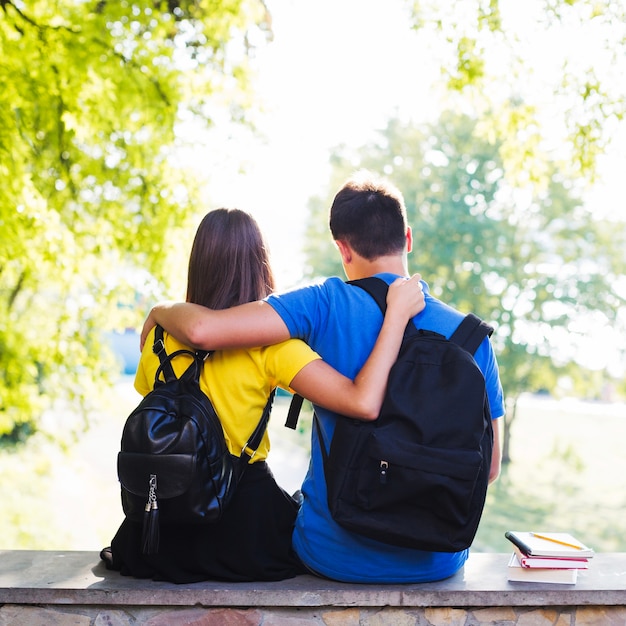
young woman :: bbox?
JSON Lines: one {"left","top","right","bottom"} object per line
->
{"left": 102, "top": 208, "right": 423, "bottom": 583}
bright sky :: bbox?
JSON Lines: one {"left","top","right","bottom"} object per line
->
{"left": 182, "top": 0, "right": 625, "bottom": 294}
{"left": 188, "top": 0, "right": 441, "bottom": 289}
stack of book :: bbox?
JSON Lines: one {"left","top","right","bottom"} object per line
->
{"left": 505, "top": 531, "right": 594, "bottom": 584}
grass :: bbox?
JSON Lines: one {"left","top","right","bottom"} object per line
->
{"left": 474, "top": 395, "right": 626, "bottom": 553}
{"left": 0, "top": 384, "right": 624, "bottom": 554}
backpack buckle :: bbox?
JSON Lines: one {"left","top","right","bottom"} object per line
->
{"left": 153, "top": 338, "right": 166, "bottom": 355}
{"left": 241, "top": 444, "right": 257, "bottom": 460}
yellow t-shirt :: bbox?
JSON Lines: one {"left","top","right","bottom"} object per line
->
{"left": 134, "top": 327, "right": 320, "bottom": 461}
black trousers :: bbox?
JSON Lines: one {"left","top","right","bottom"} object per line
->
{"left": 110, "top": 461, "right": 303, "bottom": 583}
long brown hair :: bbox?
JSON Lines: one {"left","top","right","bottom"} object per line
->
{"left": 186, "top": 208, "right": 275, "bottom": 309}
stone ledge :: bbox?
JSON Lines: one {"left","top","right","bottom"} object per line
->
{"left": 1, "top": 550, "right": 626, "bottom": 608}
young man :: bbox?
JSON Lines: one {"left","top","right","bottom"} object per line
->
{"left": 141, "top": 171, "right": 505, "bottom": 583}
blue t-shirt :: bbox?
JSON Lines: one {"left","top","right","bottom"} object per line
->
{"left": 267, "top": 273, "right": 505, "bottom": 583}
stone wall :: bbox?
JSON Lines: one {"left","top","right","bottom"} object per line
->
{"left": 1, "top": 551, "right": 625, "bottom": 626}
{"left": 2, "top": 604, "right": 626, "bottom": 625}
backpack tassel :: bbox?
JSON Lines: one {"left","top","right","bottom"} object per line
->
{"left": 141, "top": 474, "right": 160, "bottom": 554}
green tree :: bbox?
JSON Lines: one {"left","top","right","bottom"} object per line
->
{"left": 405, "top": 0, "right": 626, "bottom": 181}
{"left": 0, "top": 0, "right": 271, "bottom": 439}
{"left": 304, "top": 113, "right": 626, "bottom": 462}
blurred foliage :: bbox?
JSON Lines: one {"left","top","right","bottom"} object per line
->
{"left": 0, "top": 0, "right": 271, "bottom": 439}
{"left": 303, "top": 112, "right": 626, "bottom": 461}
{"left": 405, "top": 0, "right": 626, "bottom": 181}
{"left": 305, "top": 0, "right": 626, "bottom": 463}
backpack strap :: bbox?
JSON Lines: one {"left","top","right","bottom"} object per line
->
{"left": 239, "top": 389, "right": 276, "bottom": 466}
{"left": 285, "top": 277, "right": 494, "bottom": 430}
{"left": 449, "top": 313, "right": 494, "bottom": 355}
{"left": 348, "top": 276, "right": 419, "bottom": 341}
{"left": 348, "top": 276, "right": 389, "bottom": 312}
{"left": 285, "top": 393, "right": 304, "bottom": 430}
{"left": 152, "top": 324, "right": 212, "bottom": 385}
{"left": 351, "top": 277, "right": 494, "bottom": 355}
{"left": 153, "top": 325, "right": 274, "bottom": 466}
{"left": 313, "top": 412, "right": 330, "bottom": 463}
{"left": 153, "top": 325, "right": 177, "bottom": 382}
{"left": 285, "top": 276, "right": 413, "bottom": 431}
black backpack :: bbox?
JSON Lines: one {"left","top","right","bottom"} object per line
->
{"left": 117, "top": 325, "right": 274, "bottom": 554}
{"left": 286, "top": 277, "right": 494, "bottom": 552}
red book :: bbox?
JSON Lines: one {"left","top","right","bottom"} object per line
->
{"left": 510, "top": 544, "right": 589, "bottom": 569}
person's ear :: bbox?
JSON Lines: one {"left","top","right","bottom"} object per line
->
{"left": 335, "top": 240, "right": 353, "bottom": 264}
{"left": 405, "top": 227, "right": 413, "bottom": 253}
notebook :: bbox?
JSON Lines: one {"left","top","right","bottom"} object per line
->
{"left": 504, "top": 531, "right": 594, "bottom": 558}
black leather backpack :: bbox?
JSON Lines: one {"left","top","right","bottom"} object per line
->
{"left": 117, "top": 325, "right": 274, "bottom": 554}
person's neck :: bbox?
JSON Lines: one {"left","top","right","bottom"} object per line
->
{"left": 347, "top": 255, "right": 408, "bottom": 280}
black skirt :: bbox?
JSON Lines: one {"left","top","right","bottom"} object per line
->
{"left": 109, "top": 461, "right": 303, "bottom": 583}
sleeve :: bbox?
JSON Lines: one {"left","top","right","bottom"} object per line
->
{"left": 262, "top": 338, "right": 321, "bottom": 392}
{"left": 265, "top": 280, "right": 332, "bottom": 343}
{"left": 475, "top": 339, "right": 505, "bottom": 420}
{"left": 133, "top": 327, "right": 156, "bottom": 397}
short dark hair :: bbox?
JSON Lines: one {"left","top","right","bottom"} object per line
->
{"left": 186, "top": 208, "right": 275, "bottom": 309}
{"left": 329, "top": 171, "right": 408, "bottom": 260}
